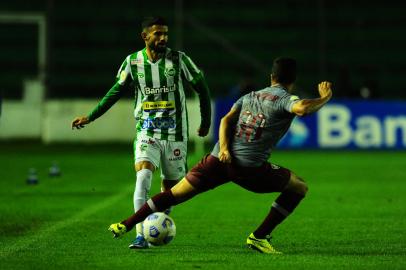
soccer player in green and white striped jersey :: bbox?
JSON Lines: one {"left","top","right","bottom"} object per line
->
{"left": 72, "top": 16, "right": 211, "bottom": 249}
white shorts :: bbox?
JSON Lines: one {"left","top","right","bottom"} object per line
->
{"left": 134, "top": 134, "right": 187, "bottom": 180}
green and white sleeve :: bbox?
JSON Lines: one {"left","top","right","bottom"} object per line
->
{"left": 87, "top": 57, "right": 132, "bottom": 122}
{"left": 180, "top": 53, "right": 212, "bottom": 129}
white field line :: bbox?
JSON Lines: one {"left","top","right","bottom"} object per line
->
{"left": 0, "top": 185, "right": 132, "bottom": 257}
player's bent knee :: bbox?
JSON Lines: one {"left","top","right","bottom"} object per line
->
{"left": 171, "top": 178, "right": 199, "bottom": 204}
{"left": 286, "top": 173, "right": 308, "bottom": 196}
{"left": 295, "top": 176, "right": 308, "bottom": 196}
{"left": 300, "top": 180, "right": 309, "bottom": 196}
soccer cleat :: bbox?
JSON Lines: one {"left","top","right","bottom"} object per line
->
{"left": 163, "top": 207, "right": 172, "bottom": 215}
{"left": 246, "top": 233, "right": 282, "bottom": 254}
{"left": 128, "top": 235, "right": 149, "bottom": 249}
{"left": 108, "top": 223, "right": 127, "bottom": 238}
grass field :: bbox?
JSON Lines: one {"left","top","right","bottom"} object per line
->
{"left": 0, "top": 142, "right": 405, "bottom": 270}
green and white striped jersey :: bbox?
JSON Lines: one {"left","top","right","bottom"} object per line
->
{"left": 118, "top": 47, "right": 202, "bottom": 141}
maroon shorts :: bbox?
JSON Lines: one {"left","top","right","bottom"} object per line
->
{"left": 185, "top": 154, "right": 291, "bottom": 193}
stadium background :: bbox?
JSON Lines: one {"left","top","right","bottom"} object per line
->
{"left": 2, "top": 0, "right": 406, "bottom": 100}
{"left": 1, "top": 0, "right": 406, "bottom": 148}
{"left": 0, "top": 1, "right": 405, "bottom": 269}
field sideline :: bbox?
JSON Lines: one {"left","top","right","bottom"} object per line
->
{"left": 0, "top": 143, "right": 405, "bottom": 269}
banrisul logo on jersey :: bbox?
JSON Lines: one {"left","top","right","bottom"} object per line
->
{"left": 141, "top": 117, "right": 176, "bottom": 130}
{"left": 278, "top": 100, "right": 406, "bottom": 149}
{"left": 144, "top": 85, "right": 176, "bottom": 95}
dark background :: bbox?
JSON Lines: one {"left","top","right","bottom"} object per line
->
{"left": 1, "top": 0, "right": 405, "bottom": 100}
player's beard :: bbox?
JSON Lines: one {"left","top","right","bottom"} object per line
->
{"left": 152, "top": 42, "right": 167, "bottom": 53}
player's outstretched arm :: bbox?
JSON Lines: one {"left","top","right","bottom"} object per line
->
{"left": 71, "top": 82, "right": 127, "bottom": 131}
{"left": 291, "top": 81, "right": 332, "bottom": 116}
{"left": 71, "top": 116, "right": 90, "bottom": 129}
{"left": 190, "top": 76, "right": 212, "bottom": 137}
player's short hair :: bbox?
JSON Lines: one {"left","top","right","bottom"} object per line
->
{"left": 271, "top": 57, "right": 297, "bottom": 85}
{"left": 141, "top": 16, "right": 168, "bottom": 30}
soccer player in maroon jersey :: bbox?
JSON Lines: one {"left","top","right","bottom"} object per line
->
{"left": 109, "top": 57, "right": 332, "bottom": 254}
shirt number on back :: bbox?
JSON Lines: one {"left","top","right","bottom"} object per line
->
{"left": 236, "top": 110, "right": 266, "bottom": 142}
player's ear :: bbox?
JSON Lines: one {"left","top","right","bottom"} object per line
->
{"left": 141, "top": 31, "right": 148, "bottom": 41}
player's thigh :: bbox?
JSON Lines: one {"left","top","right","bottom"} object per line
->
{"left": 283, "top": 171, "right": 308, "bottom": 195}
{"left": 232, "top": 163, "right": 291, "bottom": 193}
{"left": 185, "top": 154, "right": 230, "bottom": 192}
{"left": 160, "top": 140, "right": 187, "bottom": 181}
{"left": 134, "top": 135, "right": 161, "bottom": 170}
{"left": 171, "top": 178, "right": 200, "bottom": 204}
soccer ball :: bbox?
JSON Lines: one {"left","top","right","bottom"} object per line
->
{"left": 142, "top": 212, "right": 176, "bottom": 246}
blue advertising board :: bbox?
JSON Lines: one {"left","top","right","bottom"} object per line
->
{"left": 214, "top": 99, "right": 406, "bottom": 149}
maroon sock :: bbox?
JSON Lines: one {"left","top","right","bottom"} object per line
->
{"left": 254, "top": 191, "right": 305, "bottom": 239}
{"left": 253, "top": 208, "right": 285, "bottom": 239}
{"left": 121, "top": 190, "right": 177, "bottom": 231}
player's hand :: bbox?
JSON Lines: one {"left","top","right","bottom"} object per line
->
{"left": 197, "top": 126, "right": 209, "bottom": 137}
{"left": 218, "top": 149, "right": 232, "bottom": 163}
{"left": 71, "top": 116, "right": 90, "bottom": 130}
{"left": 318, "top": 81, "right": 332, "bottom": 99}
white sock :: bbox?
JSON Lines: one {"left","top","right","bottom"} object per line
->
{"left": 134, "top": 169, "right": 153, "bottom": 236}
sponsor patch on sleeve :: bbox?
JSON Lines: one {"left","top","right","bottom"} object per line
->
{"left": 119, "top": 71, "right": 127, "bottom": 82}
{"left": 290, "top": 95, "right": 300, "bottom": 101}
{"left": 131, "top": 59, "right": 143, "bottom": 65}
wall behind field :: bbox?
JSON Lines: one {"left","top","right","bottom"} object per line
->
{"left": 2, "top": 95, "right": 405, "bottom": 150}
{"left": 0, "top": 97, "right": 213, "bottom": 146}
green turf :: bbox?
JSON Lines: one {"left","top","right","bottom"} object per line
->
{"left": 0, "top": 142, "right": 405, "bottom": 269}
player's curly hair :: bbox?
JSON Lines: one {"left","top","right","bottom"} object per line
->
{"left": 271, "top": 57, "right": 297, "bottom": 85}
{"left": 141, "top": 16, "right": 168, "bottom": 30}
